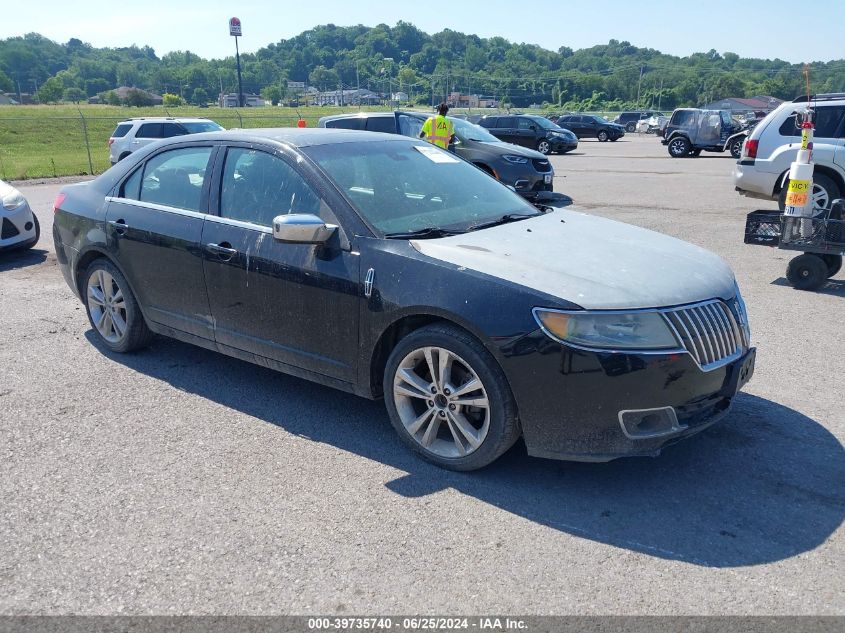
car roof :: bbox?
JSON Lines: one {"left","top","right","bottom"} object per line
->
{"left": 158, "top": 127, "right": 414, "bottom": 148}
{"left": 119, "top": 117, "right": 217, "bottom": 124}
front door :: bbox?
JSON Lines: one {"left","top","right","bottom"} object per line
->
{"left": 201, "top": 146, "right": 360, "bottom": 383}
{"left": 106, "top": 145, "right": 215, "bottom": 339}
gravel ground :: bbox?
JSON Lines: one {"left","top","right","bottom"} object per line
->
{"left": 0, "top": 134, "right": 842, "bottom": 615}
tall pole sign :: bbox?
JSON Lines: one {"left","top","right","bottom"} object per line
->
{"left": 229, "top": 17, "right": 244, "bottom": 108}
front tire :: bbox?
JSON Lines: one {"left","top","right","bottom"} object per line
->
{"left": 536, "top": 139, "right": 551, "bottom": 154}
{"left": 597, "top": 130, "right": 609, "bottom": 142}
{"left": 83, "top": 259, "right": 153, "bottom": 352}
{"left": 383, "top": 324, "right": 520, "bottom": 471}
{"left": 786, "top": 253, "right": 828, "bottom": 290}
{"left": 668, "top": 136, "right": 691, "bottom": 157}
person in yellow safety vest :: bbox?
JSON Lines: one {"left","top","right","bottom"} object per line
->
{"left": 420, "top": 102, "right": 455, "bottom": 149}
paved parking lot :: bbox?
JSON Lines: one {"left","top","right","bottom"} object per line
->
{"left": 1, "top": 134, "right": 843, "bottom": 615}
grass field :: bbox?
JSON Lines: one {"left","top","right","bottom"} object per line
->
{"left": 0, "top": 104, "right": 403, "bottom": 180}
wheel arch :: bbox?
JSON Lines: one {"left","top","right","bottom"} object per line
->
{"left": 367, "top": 310, "right": 505, "bottom": 400}
{"left": 472, "top": 162, "right": 497, "bottom": 179}
{"left": 774, "top": 164, "right": 845, "bottom": 196}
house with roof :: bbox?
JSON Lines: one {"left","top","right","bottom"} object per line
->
{"left": 700, "top": 95, "right": 783, "bottom": 114}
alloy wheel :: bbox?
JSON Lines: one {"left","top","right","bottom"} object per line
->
{"left": 392, "top": 346, "right": 490, "bottom": 458}
{"left": 86, "top": 269, "right": 128, "bottom": 343}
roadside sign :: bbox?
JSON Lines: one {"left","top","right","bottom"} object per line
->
{"left": 229, "top": 17, "right": 242, "bottom": 37}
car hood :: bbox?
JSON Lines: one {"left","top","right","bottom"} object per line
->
{"left": 471, "top": 141, "right": 547, "bottom": 159}
{"left": 411, "top": 210, "right": 736, "bottom": 310}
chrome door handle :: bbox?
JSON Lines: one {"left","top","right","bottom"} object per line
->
{"left": 205, "top": 242, "right": 238, "bottom": 261}
{"left": 108, "top": 219, "right": 129, "bottom": 235}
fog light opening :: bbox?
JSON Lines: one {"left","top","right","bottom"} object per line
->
{"left": 618, "top": 407, "right": 684, "bottom": 440}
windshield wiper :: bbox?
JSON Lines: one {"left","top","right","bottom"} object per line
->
{"left": 464, "top": 213, "right": 540, "bottom": 232}
{"left": 384, "top": 226, "right": 466, "bottom": 239}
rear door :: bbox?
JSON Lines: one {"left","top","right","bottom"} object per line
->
{"left": 495, "top": 116, "right": 518, "bottom": 144}
{"left": 201, "top": 144, "right": 361, "bottom": 382}
{"left": 105, "top": 144, "right": 215, "bottom": 339}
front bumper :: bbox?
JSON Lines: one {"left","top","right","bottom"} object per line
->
{"left": 0, "top": 202, "right": 37, "bottom": 251}
{"left": 501, "top": 331, "right": 754, "bottom": 461}
{"left": 550, "top": 137, "right": 578, "bottom": 152}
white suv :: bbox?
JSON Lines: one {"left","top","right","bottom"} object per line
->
{"left": 108, "top": 117, "right": 224, "bottom": 165}
{"left": 734, "top": 94, "right": 845, "bottom": 210}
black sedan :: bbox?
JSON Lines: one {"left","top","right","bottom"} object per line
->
{"left": 53, "top": 129, "right": 754, "bottom": 471}
{"left": 556, "top": 115, "right": 626, "bottom": 141}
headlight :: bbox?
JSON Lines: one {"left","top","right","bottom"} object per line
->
{"left": 502, "top": 154, "right": 528, "bottom": 164}
{"left": 533, "top": 308, "right": 679, "bottom": 351}
{"left": 2, "top": 190, "right": 26, "bottom": 210}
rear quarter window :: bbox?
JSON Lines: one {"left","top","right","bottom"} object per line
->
{"left": 136, "top": 123, "right": 162, "bottom": 138}
{"left": 325, "top": 118, "right": 365, "bottom": 130}
{"left": 365, "top": 117, "right": 397, "bottom": 134}
{"left": 779, "top": 106, "right": 845, "bottom": 138}
{"left": 111, "top": 123, "right": 132, "bottom": 138}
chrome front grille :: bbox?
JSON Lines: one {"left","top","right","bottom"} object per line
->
{"left": 662, "top": 300, "right": 745, "bottom": 370}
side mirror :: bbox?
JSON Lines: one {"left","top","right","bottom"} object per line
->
{"left": 272, "top": 214, "right": 337, "bottom": 244}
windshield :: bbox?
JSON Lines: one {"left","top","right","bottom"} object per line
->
{"left": 304, "top": 140, "right": 539, "bottom": 235}
{"left": 450, "top": 118, "right": 499, "bottom": 142}
{"left": 181, "top": 121, "right": 224, "bottom": 133}
{"left": 591, "top": 116, "right": 611, "bottom": 125}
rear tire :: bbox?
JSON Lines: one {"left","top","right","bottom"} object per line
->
{"left": 383, "top": 323, "right": 520, "bottom": 471}
{"left": 625, "top": 122, "right": 636, "bottom": 133}
{"left": 83, "top": 259, "right": 154, "bottom": 353}
{"left": 778, "top": 173, "right": 840, "bottom": 212}
{"left": 821, "top": 254, "right": 842, "bottom": 278}
{"left": 786, "top": 253, "right": 828, "bottom": 290}
{"left": 730, "top": 137, "right": 744, "bottom": 159}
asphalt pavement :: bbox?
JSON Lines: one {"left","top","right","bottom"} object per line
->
{"left": 1, "top": 134, "right": 842, "bottom": 615}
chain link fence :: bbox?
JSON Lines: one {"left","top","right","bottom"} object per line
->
{"left": 0, "top": 111, "right": 329, "bottom": 181}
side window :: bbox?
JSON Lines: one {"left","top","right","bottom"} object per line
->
{"left": 120, "top": 167, "right": 143, "bottom": 200}
{"left": 779, "top": 115, "right": 799, "bottom": 137}
{"left": 136, "top": 123, "right": 162, "bottom": 138}
{"left": 498, "top": 117, "right": 516, "bottom": 128}
{"left": 139, "top": 147, "right": 212, "bottom": 212}
{"left": 397, "top": 114, "right": 424, "bottom": 138}
{"left": 220, "top": 148, "right": 322, "bottom": 227}
{"left": 326, "top": 118, "right": 364, "bottom": 130}
{"left": 518, "top": 118, "right": 536, "bottom": 130}
{"left": 814, "top": 106, "right": 845, "bottom": 138}
{"left": 365, "top": 117, "right": 397, "bottom": 134}
{"left": 112, "top": 123, "right": 132, "bottom": 138}
{"left": 160, "top": 123, "right": 187, "bottom": 138}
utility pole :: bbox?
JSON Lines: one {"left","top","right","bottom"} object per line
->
{"left": 636, "top": 64, "right": 644, "bottom": 109}
{"left": 657, "top": 76, "right": 664, "bottom": 112}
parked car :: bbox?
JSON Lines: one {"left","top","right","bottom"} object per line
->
{"left": 614, "top": 111, "right": 661, "bottom": 133}
{"left": 735, "top": 94, "right": 845, "bottom": 211}
{"left": 555, "top": 115, "right": 626, "bottom": 142}
{"left": 53, "top": 128, "right": 754, "bottom": 471}
{"left": 0, "top": 179, "right": 39, "bottom": 252}
{"left": 476, "top": 114, "right": 580, "bottom": 154}
{"left": 662, "top": 108, "right": 746, "bottom": 158}
{"left": 645, "top": 114, "right": 670, "bottom": 135}
{"left": 108, "top": 117, "right": 224, "bottom": 165}
{"left": 317, "top": 111, "right": 556, "bottom": 199}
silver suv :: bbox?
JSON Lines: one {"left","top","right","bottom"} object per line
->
{"left": 108, "top": 117, "right": 224, "bottom": 165}
{"left": 734, "top": 94, "right": 845, "bottom": 210}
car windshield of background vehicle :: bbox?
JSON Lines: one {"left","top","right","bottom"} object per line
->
{"left": 304, "top": 140, "right": 539, "bottom": 235}
{"left": 450, "top": 118, "right": 499, "bottom": 142}
{"left": 180, "top": 121, "right": 224, "bottom": 133}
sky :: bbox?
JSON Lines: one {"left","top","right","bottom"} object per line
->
{"left": 3, "top": 0, "right": 844, "bottom": 64}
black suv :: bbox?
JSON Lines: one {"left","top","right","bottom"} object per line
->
{"left": 476, "top": 115, "right": 579, "bottom": 155}
{"left": 317, "top": 111, "right": 555, "bottom": 199}
{"left": 613, "top": 111, "right": 660, "bottom": 132}
{"left": 555, "top": 115, "right": 626, "bottom": 142}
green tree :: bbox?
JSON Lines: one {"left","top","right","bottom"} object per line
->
{"left": 36, "top": 76, "right": 64, "bottom": 103}
{"left": 260, "top": 85, "right": 282, "bottom": 105}
{"left": 190, "top": 87, "right": 209, "bottom": 105}
{"left": 103, "top": 90, "right": 121, "bottom": 106}
{"left": 161, "top": 92, "right": 184, "bottom": 106}
{"left": 63, "top": 87, "right": 86, "bottom": 103}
